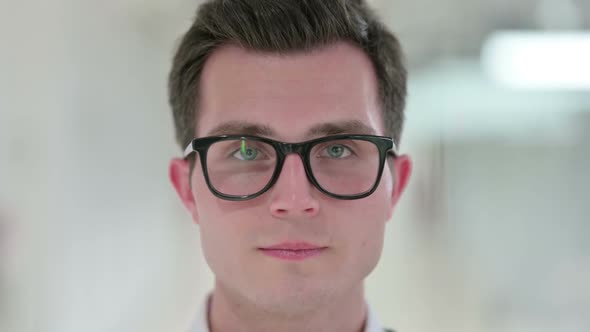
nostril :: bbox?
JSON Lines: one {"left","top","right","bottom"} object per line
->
{"left": 271, "top": 209, "right": 291, "bottom": 218}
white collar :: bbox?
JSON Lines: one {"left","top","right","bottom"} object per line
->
{"left": 189, "top": 294, "right": 385, "bottom": 332}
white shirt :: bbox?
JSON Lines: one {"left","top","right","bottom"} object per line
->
{"left": 188, "top": 294, "right": 387, "bottom": 332}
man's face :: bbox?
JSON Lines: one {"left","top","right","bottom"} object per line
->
{"left": 170, "top": 42, "right": 411, "bottom": 313}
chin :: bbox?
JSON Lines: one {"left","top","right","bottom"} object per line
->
{"left": 248, "top": 281, "right": 335, "bottom": 315}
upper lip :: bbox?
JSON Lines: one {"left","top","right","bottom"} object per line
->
{"left": 260, "top": 241, "right": 326, "bottom": 250}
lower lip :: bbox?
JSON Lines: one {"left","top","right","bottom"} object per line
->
{"left": 258, "top": 248, "right": 326, "bottom": 261}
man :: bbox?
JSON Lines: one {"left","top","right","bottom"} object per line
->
{"left": 168, "top": 1, "right": 412, "bottom": 331}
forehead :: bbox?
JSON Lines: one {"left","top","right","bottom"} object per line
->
{"left": 197, "top": 42, "right": 383, "bottom": 140}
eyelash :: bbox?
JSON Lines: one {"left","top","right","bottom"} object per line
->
{"left": 316, "top": 143, "right": 357, "bottom": 157}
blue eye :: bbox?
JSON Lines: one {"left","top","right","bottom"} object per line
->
{"left": 232, "top": 140, "right": 259, "bottom": 160}
{"left": 323, "top": 144, "right": 352, "bottom": 158}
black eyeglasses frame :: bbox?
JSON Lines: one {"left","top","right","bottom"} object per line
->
{"left": 183, "top": 134, "right": 398, "bottom": 201}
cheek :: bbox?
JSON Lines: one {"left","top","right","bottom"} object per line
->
{"left": 196, "top": 204, "right": 253, "bottom": 280}
{"left": 331, "top": 192, "right": 390, "bottom": 260}
{"left": 341, "top": 205, "right": 386, "bottom": 252}
{"left": 191, "top": 175, "right": 265, "bottom": 273}
{"left": 191, "top": 174, "right": 236, "bottom": 268}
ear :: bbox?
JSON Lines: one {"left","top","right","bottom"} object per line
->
{"left": 169, "top": 158, "right": 200, "bottom": 224}
{"left": 388, "top": 154, "right": 412, "bottom": 215}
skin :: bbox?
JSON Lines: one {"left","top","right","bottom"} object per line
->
{"left": 170, "top": 42, "right": 412, "bottom": 332}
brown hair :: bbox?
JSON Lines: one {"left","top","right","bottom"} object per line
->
{"left": 168, "top": 0, "right": 407, "bottom": 150}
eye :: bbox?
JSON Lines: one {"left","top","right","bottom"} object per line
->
{"left": 321, "top": 144, "right": 352, "bottom": 159}
{"left": 231, "top": 140, "right": 262, "bottom": 161}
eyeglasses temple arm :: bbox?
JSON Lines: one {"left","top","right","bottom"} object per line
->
{"left": 183, "top": 142, "right": 194, "bottom": 159}
{"left": 389, "top": 142, "right": 398, "bottom": 157}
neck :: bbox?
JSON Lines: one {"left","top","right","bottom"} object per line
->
{"left": 208, "top": 281, "right": 368, "bottom": 332}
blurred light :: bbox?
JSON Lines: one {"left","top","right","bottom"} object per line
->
{"left": 481, "top": 31, "right": 590, "bottom": 90}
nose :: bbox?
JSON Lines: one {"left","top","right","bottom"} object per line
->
{"left": 269, "top": 154, "right": 320, "bottom": 219}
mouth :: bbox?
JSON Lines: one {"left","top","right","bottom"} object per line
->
{"left": 258, "top": 242, "right": 328, "bottom": 261}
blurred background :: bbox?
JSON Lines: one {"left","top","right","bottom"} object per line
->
{"left": 1, "top": 0, "right": 589, "bottom": 331}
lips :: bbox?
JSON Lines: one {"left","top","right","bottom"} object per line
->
{"left": 261, "top": 241, "right": 325, "bottom": 250}
{"left": 258, "top": 242, "right": 328, "bottom": 261}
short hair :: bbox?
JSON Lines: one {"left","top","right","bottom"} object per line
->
{"left": 168, "top": 0, "right": 407, "bottom": 150}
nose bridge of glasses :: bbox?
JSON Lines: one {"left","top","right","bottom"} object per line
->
{"left": 275, "top": 142, "right": 313, "bottom": 183}
{"left": 276, "top": 141, "right": 307, "bottom": 156}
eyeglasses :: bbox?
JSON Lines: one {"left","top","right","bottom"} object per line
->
{"left": 183, "top": 134, "right": 397, "bottom": 201}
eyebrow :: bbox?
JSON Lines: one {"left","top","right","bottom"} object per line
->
{"left": 306, "top": 120, "right": 377, "bottom": 137}
{"left": 206, "top": 121, "right": 276, "bottom": 137}
{"left": 205, "top": 120, "right": 377, "bottom": 139}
